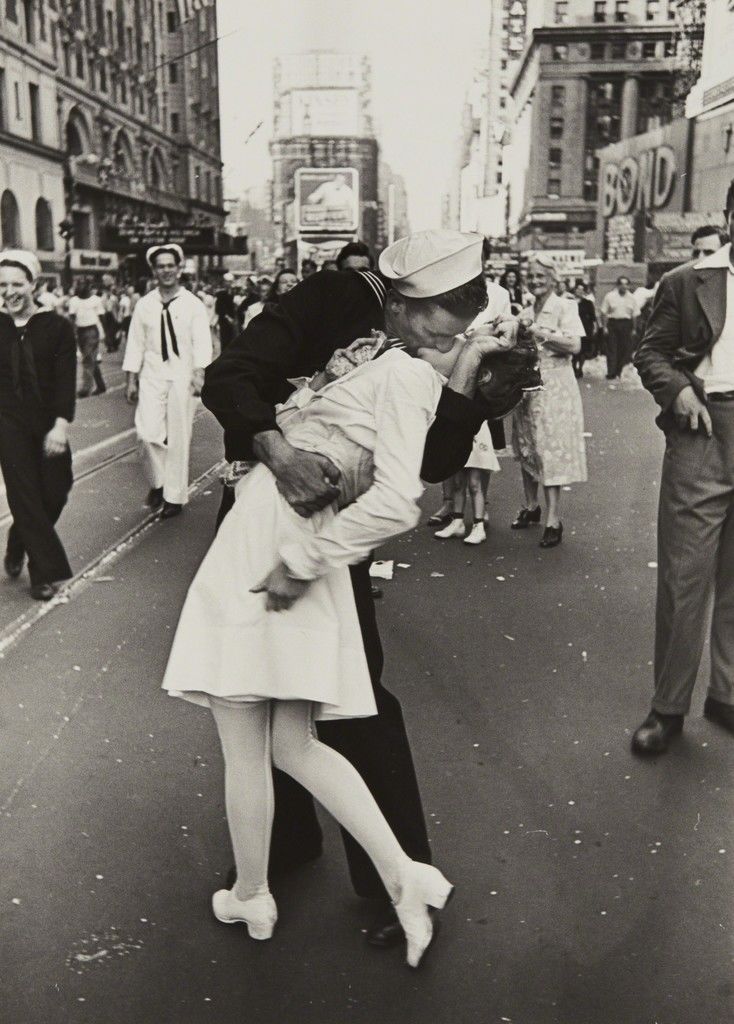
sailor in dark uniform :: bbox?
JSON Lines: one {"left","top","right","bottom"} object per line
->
{"left": 202, "top": 229, "right": 514, "bottom": 946}
{"left": 0, "top": 250, "right": 76, "bottom": 601}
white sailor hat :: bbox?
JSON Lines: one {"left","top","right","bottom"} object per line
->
{"left": 378, "top": 230, "right": 483, "bottom": 299}
{"left": 0, "top": 249, "right": 41, "bottom": 283}
{"left": 145, "top": 243, "right": 184, "bottom": 267}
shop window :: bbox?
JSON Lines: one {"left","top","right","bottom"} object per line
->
{"left": 35, "top": 198, "right": 54, "bottom": 251}
{"left": 1, "top": 189, "right": 21, "bottom": 247}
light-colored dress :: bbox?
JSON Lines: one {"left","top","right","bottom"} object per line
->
{"left": 162, "top": 349, "right": 443, "bottom": 720}
{"left": 511, "top": 292, "right": 587, "bottom": 487}
{"left": 465, "top": 422, "right": 500, "bottom": 472}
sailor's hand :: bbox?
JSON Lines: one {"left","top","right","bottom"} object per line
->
{"left": 672, "top": 386, "right": 712, "bottom": 437}
{"left": 191, "top": 368, "right": 205, "bottom": 396}
{"left": 126, "top": 374, "right": 139, "bottom": 404}
{"left": 250, "top": 561, "right": 310, "bottom": 612}
{"left": 43, "top": 420, "right": 68, "bottom": 457}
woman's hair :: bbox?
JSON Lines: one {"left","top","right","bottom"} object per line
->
{"left": 499, "top": 269, "right": 522, "bottom": 301}
{"left": 527, "top": 254, "right": 559, "bottom": 280}
{"left": 403, "top": 273, "right": 488, "bottom": 320}
{"left": 75, "top": 280, "right": 91, "bottom": 299}
{"left": 266, "top": 269, "right": 296, "bottom": 303}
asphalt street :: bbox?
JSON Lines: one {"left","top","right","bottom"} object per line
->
{"left": 0, "top": 371, "right": 731, "bottom": 1024}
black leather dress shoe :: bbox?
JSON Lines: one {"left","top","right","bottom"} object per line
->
{"left": 539, "top": 523, "right": 563, "bottom": 548}
{"left": 160, "top": 501, "right": 183, "bottom": 519}
{"left": 427, "top": 509, "right": 453, "bottom": 527}
{"left": 30, "top": 582, "right": 58, "bottom": 602}
{"left": 4, "top": 552, "right": 23, "bottom": 579}
{"left": 510, "top": 506, "right": 541, "bottom": 529}
{"left": 146, "top": 487, "right": 164, "bottom": 510}
{"left": 631, "top": 711, "right": 684, "bottom": 755}
{"left": 703, "top": 697, "right": 734, "bottom": 735}
{"left": 365, "top": 903, "right": 439, "bottom": 948}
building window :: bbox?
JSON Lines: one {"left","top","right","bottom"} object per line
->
{"left": 35, "top": 198, "right": 54, "bottom": 251}
{"left": 611, "top": 41, "right": 627, "bottom": 59}
{"left": 95, "top": 0, "right": 104, "bottom": 30}
{"left": 194, "top": 165, "right": 201, "bottom": 199}
{"left": 551, "top": 84, "right": 566, "bottom": 107}
{"left": 0, "top": 70, "right": 5, "bottom": 131}
{"left": 75, "top": 44, "right": 84, "bottom": 79}
{"left": 5, "top": 0, "right": 17, "bottom": 23}
{"left": 28, "top": 83, "right": 40, "bottom": 141}
{"left": 547, "top": 176, "right": 561, "bottom": 198}
{"left": 664, "top": 40, "right": 676, "bottom": 58}
{"left": 22, "top": 0, "right": 34, "bottom": 42}
{"left": 552, "top": 44, "right": 568, "bottom": 61}
{"left": 171, "top": 111, "right": 179, "bottom": 133}
{"left": 166, "top": 8, "right": 178, "bottom": 31}
{"left": 646, "top": 0, "right": 660, "bottom": 19}
{"left": 585, "top": 78, "right": 623, "bottom": 200}
{"left": 550, "top": 116, "right": 564, "bottom": 139}
{"left": 99, "top": 60, "right": 107, "bottom": 92}
{"left": 593, "top": 1, "right": 606, "bottom": 23}
{"left": 548, "top": 147, "right": 563, "bottom": 170}
{"left": 615, "top": 0, "right": 629, "bottom": 22}
{"left": 13, "top": 81, "right": 20, "bottom": 120}
{"left": 642, "top": 41, "right": 658, "bottom": 59}
{"left": 554, "top": 1, "right": 569, "bottom": 24}
{"left": 638, "top": 78, "right": 673, "bottom": 132}
{"left": 1, "top": 189, "right": 21, "bottom": 247}
{"left": 38, "top": 0, "right": 46, "bottom": 39}
{"left": 120, "top": 75, "right": 127, "bottom": 104}
{"left": 169, "top": 62, "right": 178, "bottom": 84}
{"left": 590, "top": 42, "right": 606, "bottom": 60}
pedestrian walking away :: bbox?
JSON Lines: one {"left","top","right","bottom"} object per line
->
{"left": 0, "top": 250, "right": 76, "bottom": 601}
{"left": 123, "top": 244, "right": 213, "bottom": 519}
{"left": 200, "top": 230, "right": 518, "bottom": 953}
{"left": 631, "top": 179, "right": 734, "bottom": 755}
{"left": 68, "top": 280, "right": 106, "bottom": 396}
{"left": 600, "top": 276, "right": 637, "bottom": 380}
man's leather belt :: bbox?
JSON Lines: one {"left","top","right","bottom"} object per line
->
{"left": 708, "top": 391, "right": 734, "bottom": 402}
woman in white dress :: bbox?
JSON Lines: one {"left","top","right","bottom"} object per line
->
{"left": 162, "top": 326, "right": 497, "bottom": 967}
{"left": 510, "top": 255, "right": 587, "bottom": 548}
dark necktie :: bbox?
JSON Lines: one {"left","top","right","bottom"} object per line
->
{"left": 160, "top": 297, "right": 180, "bottom": 361}
{"left": 10, "top": 320, "right": 42, "bottom": 405}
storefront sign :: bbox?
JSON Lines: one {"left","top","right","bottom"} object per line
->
{"left": 524, "top": 248, "right": 587, "bottom": 276}
{"left": 295, "top": 168, "right": 359, "bottom": 233}
{"left": 101, "top": 224, "right": 229, "bottom": 254}
{"left": 70, "top": 249, "right": 119, "bottom": 272}
{"left": 598, "top": 119, "right": 691, "bottom": 219}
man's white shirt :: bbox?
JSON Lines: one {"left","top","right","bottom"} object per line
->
{"left": 694, "top": 243, "right": 734, "bottom": 393}
{"left": 122, "top": 287, "right": 213, "bottom": 382}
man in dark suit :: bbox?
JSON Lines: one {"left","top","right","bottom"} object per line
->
{"left": 632, "top": 180, "right": 734, "bottom": 754}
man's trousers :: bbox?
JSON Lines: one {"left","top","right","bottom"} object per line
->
{"left": 0, "top": 417, "right": 73, "bottom": 586}
{"left": 652, "top": 402, "right": 734, "bottom": 715}
{"left": 216, "top": 485, "right": 432, "bottom": 899}
{"left": 606, "top": 319, "right": 634, "bottom": 378}
{"left": 135, "top": 375, "right": 195, "bottom": 506}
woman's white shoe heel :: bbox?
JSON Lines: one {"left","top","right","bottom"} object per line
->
{"left": 211, "top": 888, "right": 277, "bottom": 941}
{"left": 393, "top": 862, "right": 454, "bottom": 968}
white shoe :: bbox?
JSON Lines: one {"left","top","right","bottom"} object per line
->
{"left": 434, "top": 518, "right": 465, "bottom": 540}
{"left": 211, "top": 887, "right": 277, "bottom": 940}
{"left": 393, "top": 861, "right": 454, "bottom": 968}
{"left": 464, "top": 522, "right": 486, "bottom": 545}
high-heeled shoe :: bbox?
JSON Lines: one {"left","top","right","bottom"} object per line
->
{"left": 211, "top": 887, "right": 277, "bottom": 940}
{"left": 539, "top": 522, "right": 563, "bottom": 548}
{"left": 392, "top": 861, "right": 454, "bottom": 968}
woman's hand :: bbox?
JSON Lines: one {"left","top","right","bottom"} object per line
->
{"left": 250, "top": 561, "right": 311, "bottom": 611}
{"left": 465, "top": 318, "right": 518, "bottom": 355}
{"left": 43, "top": 419, "right": 69, "bottom": 457}
{"left": 190, "top": 367, "right": 205, "bottom": 396}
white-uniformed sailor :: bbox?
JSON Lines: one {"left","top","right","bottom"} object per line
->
{"left": 122, "top": 244, "right": 213, "bottom": 518}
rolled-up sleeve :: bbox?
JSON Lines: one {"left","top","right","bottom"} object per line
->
{"left": 280, "top": 359, "right": 440, "bottom": 580}
{"left": 420, "top": 388, "right": 487, "bottom": 483}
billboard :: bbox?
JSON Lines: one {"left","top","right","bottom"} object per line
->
{"left": 101, "top": 223, "right": 232, "bottom": 255}
{"left": 295, "top": 168, "right": 359, "bottom": 234}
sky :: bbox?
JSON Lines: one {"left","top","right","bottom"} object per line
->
{"left": 216, "top": 0, "right": 490, "bottom": 230}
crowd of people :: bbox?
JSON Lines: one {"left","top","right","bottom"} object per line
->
{"left": 1, "top": 198, "right": 732, "bottom": 968}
